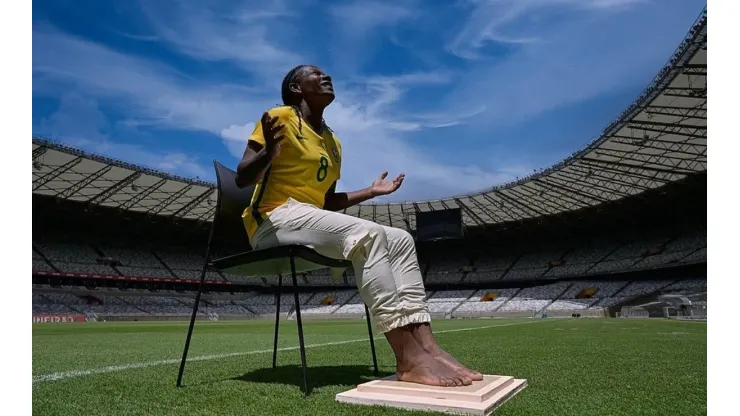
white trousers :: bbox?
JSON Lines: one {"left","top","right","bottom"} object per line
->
{"left": 251, "top": 198, "right": 431, "bottom": 333}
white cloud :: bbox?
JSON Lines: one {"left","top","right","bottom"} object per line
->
{"left": 583, "top": 0, "right": 646, "bottom": 9}
{"left": 447, "top": 0, "right": 537, "bottom": 58}
{"left": 361, "top": 71, "right": 452, "bottom": 87}
{"left": 337, "top": 71, "right": 482, "bottom": 132}
{"left": 323, "top": 95, "right": 527, "bottom": 200}
{"left": 220, "top": 123, "right": 255, "bottom": 159}
{"left": 327, "top": 0, "right": 417, "bottom": 73}
{"left": 29, "top": 13, "right": 621, "bottom": 200}
{"left": 82, "top": 139, "right": 211, "bottom": 180}
{"left": 37, "top": 92, "right": 211, "bottom": 180}
{"left": 155, "top": 153, "right": 210, "bottom": 179}
{"left": 33, "top": 25, "right": 274, "bottom": 148}
{"left": 136, "top": 0, "right": 302, "bottom": 81}
{"left": 438, "top": 0, "right": 679, "bottom": 132}
{"left": 330, "top": 0, "right": 414, "bottom": 32}
{"left": 32, "top": 0, "right": 685, "bottom": 201}
{"left": 38, "top": 93, "right": 108, "bottom": 143}
{"left": 33, "top": 25, "right": 512, "bottom": 199}
{"left": 447, "top": 0, "right": 645, "bottom": 58}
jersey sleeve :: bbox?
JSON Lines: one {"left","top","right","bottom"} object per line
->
{"left": 247, "top": 118, "right": 266, "bottom": 147}
{"left": 334, "top": 134, "right": 342, "bottom": 180}
{"left": 247, "top": 107, "right": 294, "bottom": 148}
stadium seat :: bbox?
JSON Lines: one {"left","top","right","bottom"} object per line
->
{"left": 176, "top": 161, "right": 378, "bottom": 396}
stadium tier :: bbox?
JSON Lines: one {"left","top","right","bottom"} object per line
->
{"left": 32, "top": 276, "right": 706, "bottom": 319}
{"left": 32, "top": 12, "right": 706, "bottom": 322}
{"left": 32, "top": 224, "right": 705, "bottom": 287}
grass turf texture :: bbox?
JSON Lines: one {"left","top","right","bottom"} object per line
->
{"left": 33, "top": 318, "right": 706, "bottom": 415}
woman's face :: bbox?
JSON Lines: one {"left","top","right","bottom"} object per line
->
{"left": 292, "top": 66, "right": 335, "bottom": 106}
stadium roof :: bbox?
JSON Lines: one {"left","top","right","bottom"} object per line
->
{"left": 32, "top": 142, "right": 218, "bottom": 222}
{"left": 32, "top": 10, "right": 706, "bottom": 230}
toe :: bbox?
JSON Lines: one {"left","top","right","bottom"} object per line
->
{"left": 465, "top": 369, "right": 483, "bottom": 380}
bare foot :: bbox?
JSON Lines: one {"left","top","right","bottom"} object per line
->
{"left": 406, "top": 323, "right": 483, "bottom": 382}
{"left": 397, "top": 354, "right": 471, "bottom": 387}
{"left": 431, "top": 349, "right": 484, "bottom": 382}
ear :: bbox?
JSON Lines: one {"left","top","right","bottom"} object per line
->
{"left": 289, "top": 82, "right": 301, "bottom": 95}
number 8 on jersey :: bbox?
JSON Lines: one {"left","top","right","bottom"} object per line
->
{"left": 316, "top": 155, "right": 329, "bottom": 182}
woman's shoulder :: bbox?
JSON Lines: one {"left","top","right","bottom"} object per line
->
{"left": 265, "top": 105, "right": 298, "bottom": 121}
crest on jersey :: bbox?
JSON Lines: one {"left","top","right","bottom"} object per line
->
{"left": 332, "top": 148, "right": 340, "bottom": 162}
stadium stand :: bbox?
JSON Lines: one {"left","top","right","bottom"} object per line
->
{"left": 426, "top": 290, "right": 476, "bottom": 316}
{"left": 31, "top": 224, "right": 706, "bottom": 286}
{"left": 31, "top": 273, "right": 703, "bottom": 319}
{"left": 334, "top": 294, "right": 368, "bottom": 316}
{"left": 32, "top": 12, "right": 706, "bottom": 322}
{"left": 497, "top": 282, "right": 570, "bottom": 313}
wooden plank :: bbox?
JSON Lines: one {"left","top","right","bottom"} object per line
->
{"left": 336, "top": 374, "right": 527, "bottom": 415}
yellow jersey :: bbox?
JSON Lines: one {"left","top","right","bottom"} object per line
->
{"left": 242, "top": 106, "right": 342, "bottom": 240}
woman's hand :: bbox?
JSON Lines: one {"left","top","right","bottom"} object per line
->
{"left": 261, "top": 111, "right": 285, "bottom": 155}
{"left": 235, "top": 112, "right": 285, "bottom": 188}
{"left": 370, "top": 171, "right": 405, "bottom": 196}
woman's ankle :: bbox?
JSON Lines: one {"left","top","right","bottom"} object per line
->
{"left": 408, "top": 323, "right": 444, "bottom": 355}
{"left": 385, "top": 327, "right": 430, "bottom": 369}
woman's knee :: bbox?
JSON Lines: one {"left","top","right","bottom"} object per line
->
{"left": 365, "top": 222, "right": 389, "bottom": 249}
{"left": 384, "top": 226, "right": 415, "bottom": 250}
{"left": 347, "top": 221, "right": 389, "bottom": 262}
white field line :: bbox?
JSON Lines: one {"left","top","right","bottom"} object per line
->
{"left": 33, "top": 319, "right": 548, "bottom": 384}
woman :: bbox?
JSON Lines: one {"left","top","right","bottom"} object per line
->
{"left": 236, "top": 65, "right": 482, "bottom": 387}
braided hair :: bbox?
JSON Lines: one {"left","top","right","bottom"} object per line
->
{"left": 280, "top": 65, "right": 333, "bottom": 138}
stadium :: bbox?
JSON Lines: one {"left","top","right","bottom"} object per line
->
{"left": 32, "top": 9, "right": 707, "bottom": 416}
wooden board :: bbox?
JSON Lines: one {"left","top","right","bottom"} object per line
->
{"left": 336, "top": 374, "right": 527, "bottom": 415}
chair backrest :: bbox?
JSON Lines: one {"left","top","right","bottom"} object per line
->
{"left": 213, "top": 161, "right": 255, "bottom": 223}
{"left": 211, "top": 161, "right": 255, "bottom": 248}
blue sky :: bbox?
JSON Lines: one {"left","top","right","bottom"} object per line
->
{"left": 32, "top": 0, "right": 706, "bottom": 201}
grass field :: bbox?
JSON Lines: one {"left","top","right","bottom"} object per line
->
{"left": 32, "top": 317, "right": 706, "bottom": 415}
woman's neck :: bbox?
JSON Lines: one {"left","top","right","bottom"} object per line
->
{"left": 298, "top": 101, "right": 324, "bottom": 133}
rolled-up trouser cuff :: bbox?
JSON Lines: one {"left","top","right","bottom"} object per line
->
{"left": 373, "top": 311, "right": 432, "bottom": 333}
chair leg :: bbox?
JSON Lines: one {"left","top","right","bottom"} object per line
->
{"left": 272, "top": 274, "right": 283, "bottom": 369}
{"left": 290, "top": 255, "right": 309, "bottom": 397}
{"left": 364, "top": 304, "right": 379, "bottom": 376}
{"left": 176, "top": 257, "right": 209, "bottom": 387}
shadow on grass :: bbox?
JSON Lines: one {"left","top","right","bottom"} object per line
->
{"left": 231, "top": 365, "right": 394, "bottom": 395}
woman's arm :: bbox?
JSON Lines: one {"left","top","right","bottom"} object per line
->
{"left": 235, "top": 112, "right": 285, "bottom": 188}
{"left": 323, "top": 172, "right": 405, "bottom": 211}
{"left": 235, "top": 141, "right": 278, "bottom": 188}
{"left": 323, "top": 182, "right": 375, "bottom": 211}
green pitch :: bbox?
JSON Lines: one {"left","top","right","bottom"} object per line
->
{"left": 33, "top": 317, "right": 706, "bottom": 415}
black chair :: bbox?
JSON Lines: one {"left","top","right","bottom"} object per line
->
{"left": 176, "top": 161, "right": 379, "bottom": 396}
